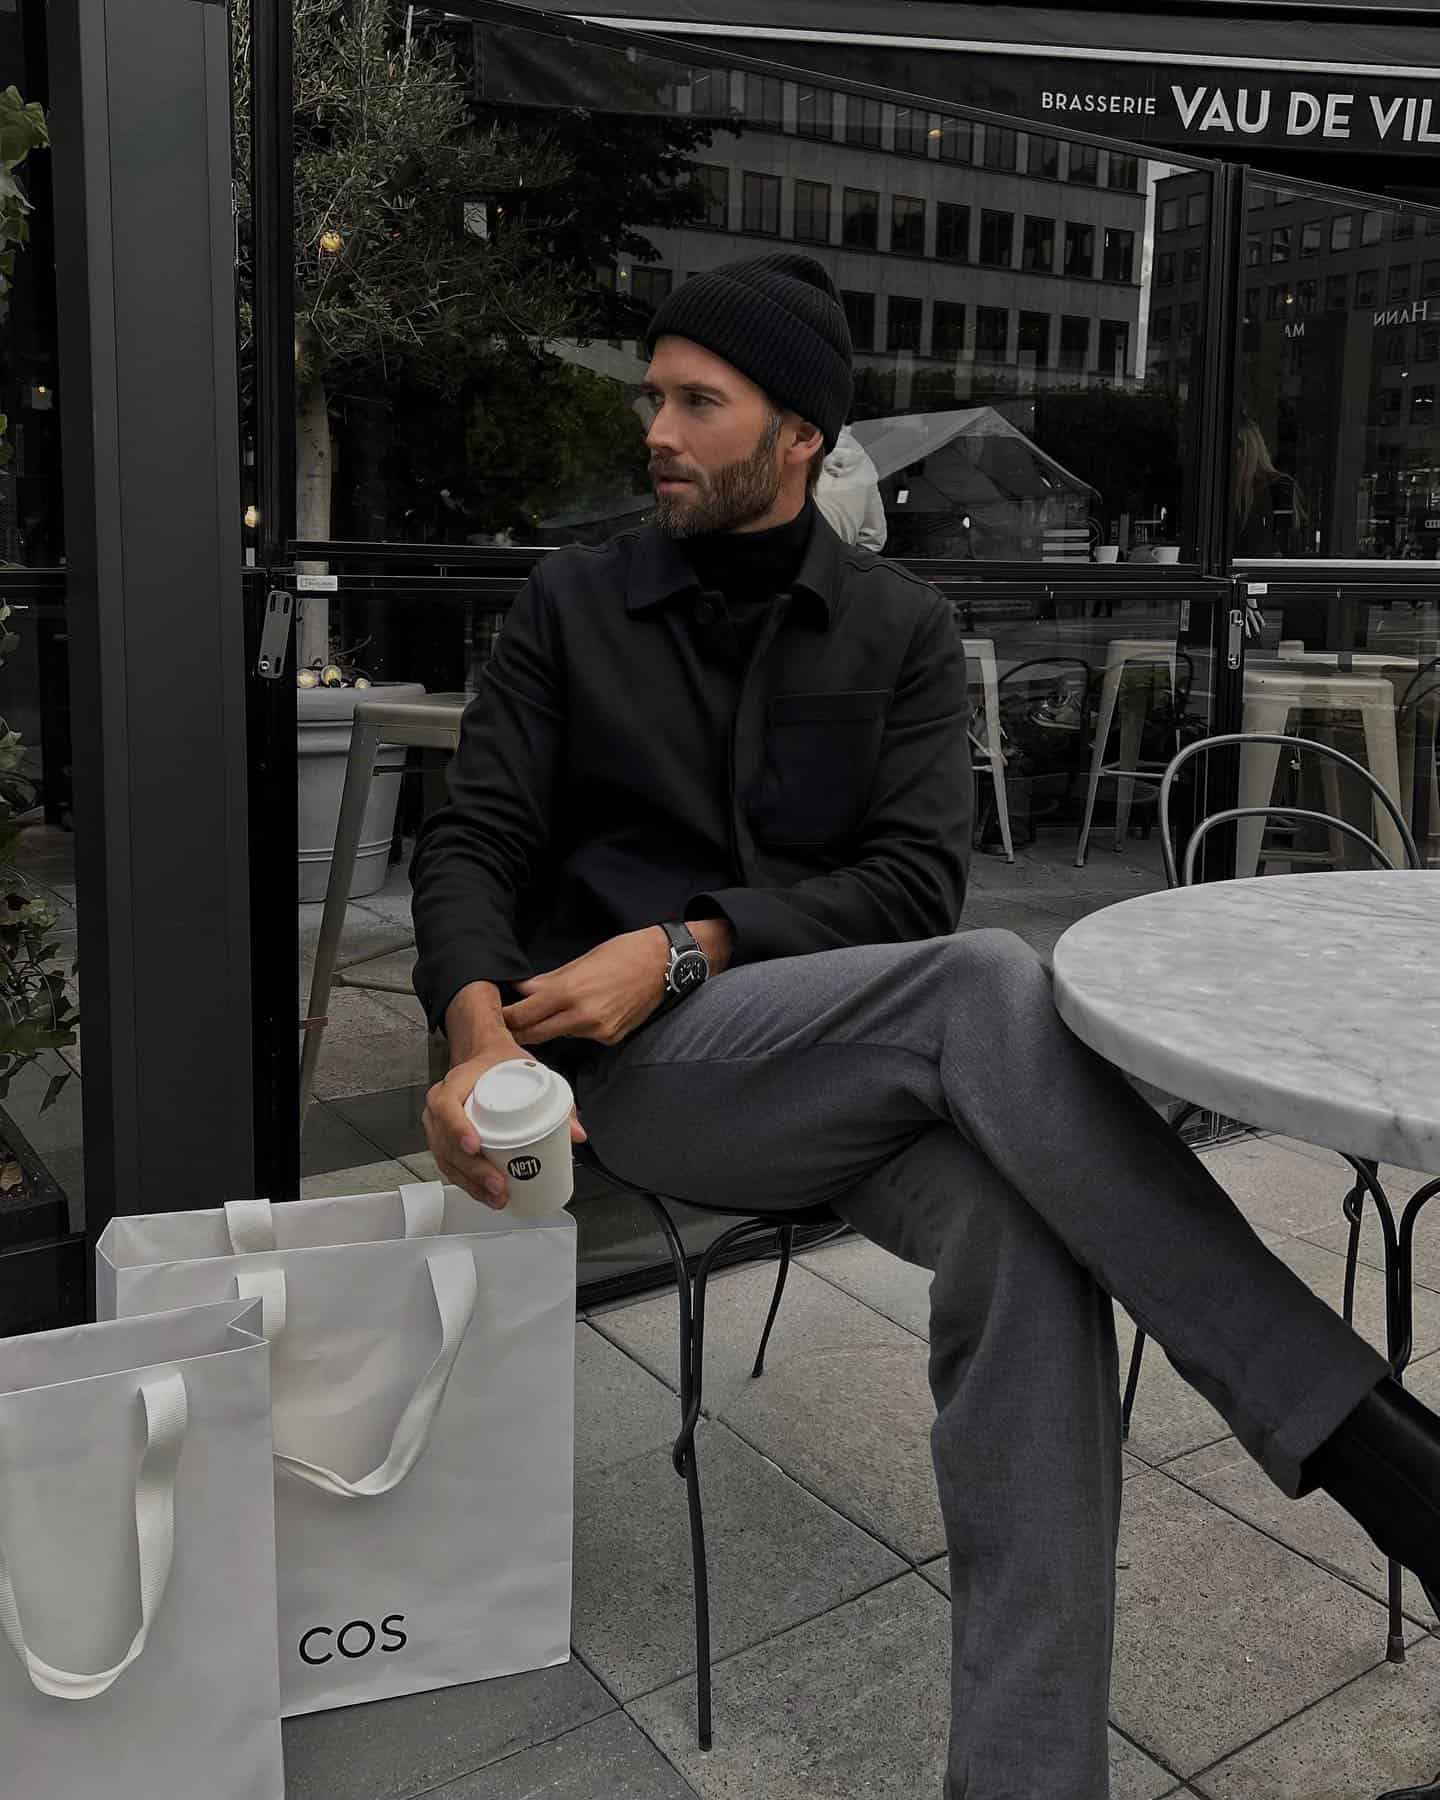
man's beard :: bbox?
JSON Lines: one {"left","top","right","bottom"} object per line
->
{"left": 650, "top": 414, "right": 783, "bottom": 539}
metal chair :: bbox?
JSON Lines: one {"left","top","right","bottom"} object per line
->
{"left": 576, "top": 1141, "right": 844, "bottom": 1750}
{"left": 1123, "top": 731, "right": 1426, "bottom": 1663}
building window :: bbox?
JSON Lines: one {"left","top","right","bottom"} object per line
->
{"left": 1246, "top": 236, "right": 1263, "bottom": 268}
{"left": 1396, "top": 214, "right": 1416, "bottom": 240}
{"left": 1187, "top": 191, "right": 1209, "bottom": 227}
{"left": 1157, "top": 251, "right": 1176, "bottom": 285}
{"left": 891, "top": 195, "right": 926, "bottom": 256}
{"left": 1063, "top": 221, "right": 1095, "bottom": 278}
{"left": 887, "top": 295, "right": 923, "bottom": 353}
{"left": 846, "top": 96, "right": 883, "bottom": 148}
{"left": 745, "top": 74, "right": 783, "bottom": 129}
{"left": 933, "top": 301, "right": 966, "bottom": 357}
{"left": 894, "top": 106, "right": 929, "bottom": 155}
{"left": 630, "top": 267, "right": 673, "bottom": 311}
{"left": 983, "top": 125, "right": 1017, "bottom": 170}
{"left": 695, "top": 165, "right": 728, "bottom": 230}
{"left": 1411, "top": 384, "right": 1434, "bottom": 423}
{"left": 1029, "top": 134, "right": 1060, "bottom": 178}
{"left": 1300, "top": 220, "right": 1323, "bottom": 257}
{"left": 1151, "top": 306, "right": 1173, "bottom": 342}
{"left": 1098, "top": 318, "right": 1130, "bottom": 378}
{"left": 688, "top": 67, "right": 730, "bottom": 115}
{"left": 1424, "top": 260, "right": 1440, "bottom": 298}
{"left": 975, "top": 306, "right": 1009, "bottom": 362}
{"left": 842, "top": 187, "right": 879, "bottom": 250}
{"left": 1356, "top": 267, "right": 1379, "bottom": 306}
{"left": 1417, "top": 326, "right": 1440, "bottom": 362}
{"left": 1326, "top": 274, "right": 1349, "bottom": 311}
{"left": 1018, "top": 311, "right": 1050, "bottom": 367}
{"left": 1179, "top": 301, "right": 1199, "bottom": 337}
{"left": 979, "top": 209, "right": 1014, "bottom": 267}
{"left": 1181, "top": 247, "right": 1203, "bottom": 282}
{"left": 794, "top": 179, "right": 831, "bottom": 246}
{"left": 842, "top": 290, "right": 875, "bottom": 352}
{"left": 1103, "top": 227, "right": 1136, "bottom": 284}
{"left": 1247, "top": 186, "right": 1267, "bottom": 209}
{"left": 1330, "top": 214, "right": 1354, "bottom": 252}
{"left": 1380, "top": 386, "right": 1402, "bottom": 415}
{"left": 1068, "top": 143, "right": 1098, "bottom": 185}
{"left": 1059, "top": 314, "right": 1089, "bottom": 370}
{"left": 795, "top": 85, "right": 833, "bottom": 139}
{"left": 1243, "top": 288, "right": 1261, "bottom": 323}
{"left": 1382, "top": 329, "right": 1407, "bottom": 363}
{"left": 1022, "top": 215, "right": 1055, "bottom": 271}
{"left": 742, "top": 172, "right": 781, "bottom": 236}
{"left": 1270, "top": 226, "right": 1291, "bottom": 263}
{"left": 936, "top": 117, "right": 973, "bottom": 162}
{"left": 1266, "top": 284, "right": 1288, "bottom": 319}
{"left": 1159, "top": 197, "right": 1180, "bottom": 232}
{"left": 1362, "top": 209, "right": 1385, "bottom": 245}
{"left": 1389, "top": 264, "right": 1413, "bottom": 302}
{"left": 936, "top": 202, "right": 970, "bottom": 261}
{"left": 1108, "top": 153, "right": 1140, "bottom": 191}
{"left": 1296, "top": 278, "right": 1317, "bottom": 315}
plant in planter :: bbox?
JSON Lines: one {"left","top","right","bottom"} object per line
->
{"left": 0, "top": 88, "right": 78, "bottom": 1199}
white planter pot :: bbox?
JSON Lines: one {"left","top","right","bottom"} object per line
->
{"left": 297, "top": 682, "right": 427, "bottom": 902}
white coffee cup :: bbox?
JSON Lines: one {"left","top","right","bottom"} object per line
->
{"left": 1153, "top": 545, "right": 1181, "bottom": 564}
{"left": 465, "top": 1058, "right": 575, "bottom": 1218}
{"left": 1093, "top": 546, "right": 1120, "bottom": 564}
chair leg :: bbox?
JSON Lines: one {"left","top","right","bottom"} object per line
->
{"left": 1121, "top": 1330, "right": 1147, "bottom": 1439}
{"left": 752, "top": 1225, "right": 796, "bottom": 1379}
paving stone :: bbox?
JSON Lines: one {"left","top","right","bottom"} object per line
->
{"left": 598, "top": 1263, "right": 944, "bottom": 1560}
{"left": 797, "top": 1235, "right": 932, "bottom": 1338}
{"left": 572, "top": 1419, "right": 904, "bottom": 1701}
{"left": 627, "top": 1574, "right": 950, "bottom": 1798}
{"left": 299, "top": 1158, "right": 418, "bottom": 1199}
{"left": 1271, "top": 1237, "right": 1440, "bottom": 1360}
{"left": 426, "top": 1709, "right": 695, "bottom": 1799}
{"left": 1111, "top": 1730, "right": 1184, "bottom": 1800}
{"left": 1166, "top": 1348, "right": 1440, "bottom": 1628}
{"left": 281, "top": 1659, "right": 614, "bottom": 1800}
{"left": 1199, "top": 1135, "right": 1365, "bottom": 1240}
{"left": 574, "top": 1322, "right": 682, "bottom": 1476}
{"left": 1112, "top": 1470, "right": 1402, "bottom": 1777}
{"left": 308, "top": 1027, "right": 433, "bottom": 1103}
{"left": 1116, "top": 1311, "right": 1232, "bottom": 1469}
{"left": 1303, "top": 1182, "right": 1440, "bottom": 1298}
{"left": 1197, "top": 1634, "right": 1440, "bottom": 1800}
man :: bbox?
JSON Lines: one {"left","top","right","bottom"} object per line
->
{"left": 412, "top": 253, "right": 1440, "bottom": 1799}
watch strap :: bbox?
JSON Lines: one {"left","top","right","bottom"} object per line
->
{"left": 661, "top": 920, "right": 702, "bottom": 957}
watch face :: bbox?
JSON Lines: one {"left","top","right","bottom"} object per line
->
{"left": 670, "top": 949, "right": 710, "bottom": 995}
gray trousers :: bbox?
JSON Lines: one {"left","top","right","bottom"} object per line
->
{"left": 576, "top": 932, "right": 1388, "bottom": 1800}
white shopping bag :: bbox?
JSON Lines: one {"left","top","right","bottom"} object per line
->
{"left": 98, "top": 1180, "right": 576, "bottom": 1716}
{"left": 0, "top": 1297, "right": 282, "bottom": 1798}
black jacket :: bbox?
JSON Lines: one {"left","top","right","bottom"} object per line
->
{"left": 411, "top": 511, "right": 972, "bottom": 1033}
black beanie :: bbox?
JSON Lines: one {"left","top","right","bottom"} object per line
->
{"left": 645, "top": 252, "right": 854, "bottom": 451}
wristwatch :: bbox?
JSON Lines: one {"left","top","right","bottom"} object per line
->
{"left": 658, "top": 920, "right": 711, "bottom": 1011}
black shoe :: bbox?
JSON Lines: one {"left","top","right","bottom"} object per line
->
{"left": 1304, "top": 1378, "right": 1440, "bottom": 1599}
{"left": 1377, "top": 1776, "right": 1440, "bottom": 1800}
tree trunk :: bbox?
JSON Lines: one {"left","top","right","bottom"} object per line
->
{"left": 295, "top": 377, "right": 333, "bottom": 671}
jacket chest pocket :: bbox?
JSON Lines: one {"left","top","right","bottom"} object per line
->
{"left": 750, "top": 690, "right": 891, "bottom": 848}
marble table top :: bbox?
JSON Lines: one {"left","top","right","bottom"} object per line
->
{"left": 1053, "top": 871, "right": 1440, "bottom": 1172}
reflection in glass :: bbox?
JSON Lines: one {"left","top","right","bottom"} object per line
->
{"left": 1237, "top": 180, "right": 1440, "bottom": 559}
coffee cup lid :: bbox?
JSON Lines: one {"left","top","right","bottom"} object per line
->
{"left": 466, "top": 1058, "right": 574, "bottom": 1150}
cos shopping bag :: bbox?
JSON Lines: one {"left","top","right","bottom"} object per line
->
{"left": 0, "top": 1298, "right": 282, "bottom": 1799}
{"left": 98, "top": 1181, "right": 576, "bottom": 1716}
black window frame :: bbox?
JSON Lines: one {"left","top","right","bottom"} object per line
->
{"left": 741, "top": 170, "right": 782, "bottom": 236}
{"left": 886, "top": 294, "right": 924, "bottom": 353}
{"left": 842, "top": 186, "right": 880, "bottom": 250}
{"left": 936, "top": 201, "right": 971, "bottom": 263}
{"left": 1022, "top": 215, "right": 1055, "bottom": 272}
{"left": 978, "top": 208, "right": 1015, "bottom": 269}
{"left": 793, "top": 178, "right": 831, "bottom": 247}
{"left": 890, "top": 194, "right": 926, "bottom": 258}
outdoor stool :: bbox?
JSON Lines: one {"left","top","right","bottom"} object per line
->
{"left": 962, "top": 636, "right": 1014, "bottom": 862}
{"left": 1074, "top": 638, "right": 1179, "bottom": 866}
{"left": 300, "top": 692, "right": 468, "bottom": 1113}
{"left": 1239, "top": 669, "right": 1405, "bottom": 877}
{"left": 576, "top": 1141, "right": 844, "bottom": 1752}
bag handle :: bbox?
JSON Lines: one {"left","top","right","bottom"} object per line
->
{"left": 223, "top": 1181, "right": 445, "bottom": 1256}
{"left": 0, "top": 1371, "right": 188, "bottom": 1701}
{"left": 241, "top": 1247, "right": 478, "bottom": 1500}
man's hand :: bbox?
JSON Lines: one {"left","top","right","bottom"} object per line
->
{"left": 424, "top": 984, "right": 586, "bottom": 1211}
{"left": 503, "top": 927, "right": 671, "bottom": 1049}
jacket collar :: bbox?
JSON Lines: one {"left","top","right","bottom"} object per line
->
{"left": 625, "top": 506, "right": 842, "bottom": 629}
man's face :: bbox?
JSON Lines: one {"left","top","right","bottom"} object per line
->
{"left": 640, "top": 337, "right": 788, "bottom": 538}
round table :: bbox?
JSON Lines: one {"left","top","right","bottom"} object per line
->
{"left": 1055, "top": 870, "right": 1440, "bottom": 1674}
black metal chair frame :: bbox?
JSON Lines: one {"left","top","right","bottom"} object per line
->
{"left": 577, "top": 1141, "right": 844, "bottom": 1749}
{"left": 1123, "top": 730, "right": 1431, "bottom": 1664}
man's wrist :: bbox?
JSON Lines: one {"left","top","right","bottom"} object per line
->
{"left": 686, "top": 916, "right": 735, "bottom": 974}
{"left": 444, "top": 981, "right": 520, "bottom": 1067}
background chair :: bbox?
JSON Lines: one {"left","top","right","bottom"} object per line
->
{"left": 576, "top": 1141, "right": 845, "bottom": 1751}
{"left": 1122, "top": 731, "right": 1423, "bottom": 1660}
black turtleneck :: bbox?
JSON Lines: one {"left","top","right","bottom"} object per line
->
{"left": 682, "top": 501, "right": 815, "bottom": 668}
